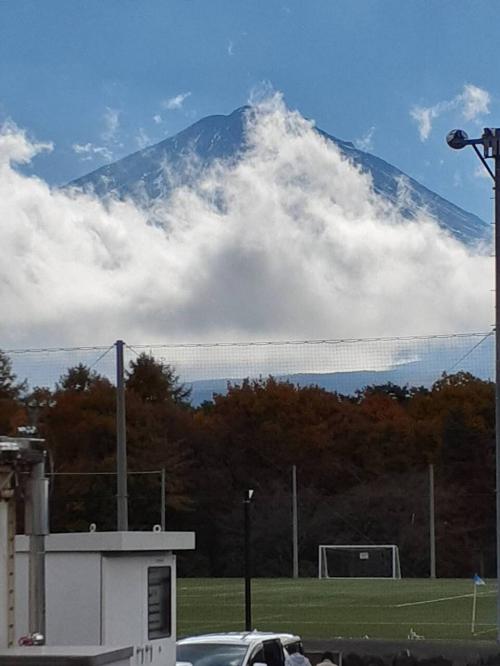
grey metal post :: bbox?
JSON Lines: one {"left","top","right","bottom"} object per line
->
{"left": 25, "top": 456, "right": 48, "bottom": 639}
{"left": 429, "top": 463, "right": 436, "bottom": 578}
{"left": 161, "top": 468, "right": 166, "bottom": 531}
{"left": 116, "top": 339, "right": 128, "bottom": 531}
{"left": 495, "top": 148, "right": 500, "bottom": 644}
{"left": 292, "top": 465, "right": 299, "bottom": 578}
{"left": 0, "top": 471, "right": 16, "bottom": 648}
{"left": 243, "top": 489, "right": 254, "bottom": 631}
{"left": 447, "top": 127, "right": 500, "bottom": 642}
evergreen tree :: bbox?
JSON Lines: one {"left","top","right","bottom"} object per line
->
{"left": 0, "top": 350, "right": 27, "bottom": 400}
{"left": 57, "top": 363, "right": 100, "bottom": 393}
{"left": 126, "top": 353, "right": 191, "bottom": 405}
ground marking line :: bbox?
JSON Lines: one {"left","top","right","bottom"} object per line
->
{"left": 182, "top": 615, "right": 495, "bottom": 624}
{"left": 473, "top": 627, "right": 497, "bottom": 636}
{"left": 181, "top": 617, "right": 494, "bottom": 625}
{"left": 393, "top": 591, "right": 491, "bottom": 608}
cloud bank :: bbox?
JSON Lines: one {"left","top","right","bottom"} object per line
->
{"left": 411, "top": 84, "right": 491, "bottom": 141}
{"left": 0, "top": 97, "right": 493, "bottom": 349}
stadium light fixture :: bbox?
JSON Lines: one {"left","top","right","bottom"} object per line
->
{"left": 447, "top": 127, "right": 500, "bottom": 642}
{"left": 243, "top": 489, "right": 254, "bottom": 631}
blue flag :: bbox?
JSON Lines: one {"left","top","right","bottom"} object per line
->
{"left": 473, "top": 574, "right": 486, "bottom": 586}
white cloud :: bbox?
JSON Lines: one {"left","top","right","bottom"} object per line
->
{"left": 248, "top": 80, "right": 276, "bottom": 106}
{"left": 355, "top": 126, "right": 375, "bottom": 152}
{"left": 462, "top": 83, "right": 490, "bottom": 121}
{"left": 0, "top": 98, "right": 492, "bottom": 352}
{"left": 410, "top": 106, "right": 439, "bottom": 142}
{"left": 153, "top": 114, "right": 162, "bottom": 125}
{"left": 101, "top": 107, "right": 120, "bottom": 143}
{"left": 72, "top": 142, "right": 113, "bottom": 162}
{"left": 73, "top": 107, "right": 121, "bottom": 161}
{"left": 162, "top": 92, "right": 191, "bottom": 111}
{"left": 135, "top": 128, "right": 151, "bottom": 149}
{"left": 0, "top": 120, "right": 52, "bottom": 166}
{"left": 410, "top": 84, "right": 491, "bottom": 141}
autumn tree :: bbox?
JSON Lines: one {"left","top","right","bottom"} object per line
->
{"left": 190, "top": 379, "right": 336, "bottom": 573}
{"left": 42, "top": 366, "right": 116, "bottom": 531}
{"left": 184, "top": 373, "right": 496, "bottom": 577}
{"left": 0, "top": 350, "right": 27, "bottom": 434}
{"left": 36, "top": 357, "right": 497, "bottom": 577}
{"left": 415, "top": 372, "right": 495, "bottom": 576}
{"left": 125, "top": 354, "right": 194, "bottom": 522}
{"left": 19, "top": 386, "right": 55, "bottom": 436}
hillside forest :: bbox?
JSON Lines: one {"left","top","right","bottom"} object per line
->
{"left": 0, "top": 350, "right": 494, "bottom": 578}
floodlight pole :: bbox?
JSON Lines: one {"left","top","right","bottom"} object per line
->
{"left": 243, "top": 489, "right": 254, "bottom": 631}
{"left": 495, "top": 143, "right": 500, "bottom": 646}
{"left": 447, "top": 127, "right": 500, "bottom": 643}
{"left": 116, "top": 339, "right": 128, "bottom": 531}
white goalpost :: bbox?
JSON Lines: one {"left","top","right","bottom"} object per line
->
{"left": 318, "top": 544, "right": 402, "bottom": 579}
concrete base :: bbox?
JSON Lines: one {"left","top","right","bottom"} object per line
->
{"left": 0, "top": 645, "right": 133, "bottom": 666}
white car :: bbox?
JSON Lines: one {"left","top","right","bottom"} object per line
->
{"left": 176, "top": 631, "right": 303, "bottom": 666}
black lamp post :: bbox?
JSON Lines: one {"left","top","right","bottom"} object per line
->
{"left": 243, "top": 488, "right": 254, "bottom": 631}
{"left": 447, "top": 127, "right": 500, "bottom": 642}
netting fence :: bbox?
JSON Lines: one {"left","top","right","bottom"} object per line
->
{"left": 6, "top": 330, "right": 495, "bottom": 404}
{"left": 3, "top": 331, "right": 498, "bottom": 639}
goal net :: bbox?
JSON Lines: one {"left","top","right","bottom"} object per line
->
{"left": 318, "top": 545, "right": 401, "bottom": 579}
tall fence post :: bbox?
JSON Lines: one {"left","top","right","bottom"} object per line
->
{"left": 429, "top": 463, "right": 436, "bottom": 578}
{"left": 292, "top": 465, "right": 299, "bottom": 578}
{"left": 116, "top": 340, "right": 128, "bottom": 531}
{"left": 161, "top": 467, "right": 166, "bottom": 531}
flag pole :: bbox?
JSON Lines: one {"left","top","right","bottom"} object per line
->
{"left": 471, "top": 580, "right": 477, "bottom": 634}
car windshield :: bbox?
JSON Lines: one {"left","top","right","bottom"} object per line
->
{"left": 177, "top": 643, "right": 248, "bottom": 666}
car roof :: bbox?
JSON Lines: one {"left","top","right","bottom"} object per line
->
{"left": 177, "top": 631, "right": 301, "bottom": 647}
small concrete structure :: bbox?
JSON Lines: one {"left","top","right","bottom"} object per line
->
{"left": 15, "top": 531, "right": 195, "bottom": 666}
{"left": 0, "top": 645, "right": 133, "bottom": 666}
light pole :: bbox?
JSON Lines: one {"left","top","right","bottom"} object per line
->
{"left": 447, "top": 127, "right": 500, "bottom": 642}
{"left": 243, "top": 489, "right": 254, "bottom": 631}
{"left": 115, "top": 339, "right": 128, "bottom": 531}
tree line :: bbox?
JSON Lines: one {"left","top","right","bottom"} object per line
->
{"left": 0, "top": 349, "right": 495, "bottom": 578}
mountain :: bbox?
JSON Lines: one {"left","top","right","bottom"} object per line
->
{"left": 186, "top": 341, "right": 494, "bottom": 406}
{"left": 70, "top": 106, "right": 489, "bottom": 245}
{"left": 186, "top": 368, "right": 422, "bottom": 406}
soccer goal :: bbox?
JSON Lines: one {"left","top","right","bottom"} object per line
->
{"left": 318, "top": 544, "right": 401, "bottom": 579}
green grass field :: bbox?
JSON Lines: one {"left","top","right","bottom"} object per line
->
{"left": 177, "top": 578, "right": 497, "bottom": 642}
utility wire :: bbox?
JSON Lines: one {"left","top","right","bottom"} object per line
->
{"left": 88, "top": 343, "right": 115, "bottom": 371}
{"left": 125, "top": 343, "right": 141, "bottom": 358}
{"left": 5, "top": 345, "right": 110, "bottom": 354}
{"left": 129, "top": 331, "right": 491, "bottom": 351}
{"left": 3, "top": 332, "right": 490, "bottom": 355}
{"left": 447, "top": 329, "right": 494, "bottom": 372}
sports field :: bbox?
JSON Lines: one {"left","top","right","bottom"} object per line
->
{"left": 177, "top": 578, "right": 496, "bottom": 641}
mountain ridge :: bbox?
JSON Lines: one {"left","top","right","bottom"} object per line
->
{"left": 70, "top": 106, "right": 489, "bottom": 245}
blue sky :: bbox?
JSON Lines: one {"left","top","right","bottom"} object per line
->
{"left": 0, "top": 0, "right": 497, "bottom": 222}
